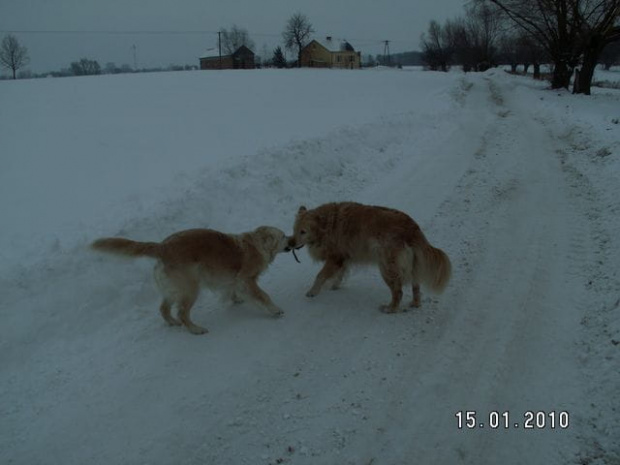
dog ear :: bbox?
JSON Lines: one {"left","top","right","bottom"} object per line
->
{"left": 298, "top": 206, "right": 307, "bottom": 214}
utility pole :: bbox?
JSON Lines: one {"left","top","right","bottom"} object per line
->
{"left": 132, "top": 44, "right": 137, "bottom": 71}
{"left": 383, "top": 40, "right": 391, "bottom": 67}
{"left": 218, "top": 31, "right": 222, "bottom": 69}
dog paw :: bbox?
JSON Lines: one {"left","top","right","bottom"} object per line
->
{"left": 231, "top": 294, "right": 245, "bottom": 305}
{"left": 188, "top": 326, "right": 209, "bottom": 335}
{"left": 306, "top": 289, "right": 318, "bottom": 298}
{"left": 271, "top": 308, "right": 284, "bottom": 318}
{"left": 379, "top": 304, "right": 399, "bottom": 314}
{"left": 408, "top": 300, "right": 421, "bottom": 308}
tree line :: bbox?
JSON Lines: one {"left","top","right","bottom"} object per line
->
{"left": 421, "top": 0, "right": 620, "bottom": 94}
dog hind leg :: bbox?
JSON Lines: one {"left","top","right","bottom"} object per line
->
{"left": 379, "top": 252, "right": 404, "bottom": 313}
{"left": 409, "top": 283, "right": 421, "bottom": 308}
{"left": 159, "top": 298, "right": 182, "bottom": 326}
{"left": 244, "top": 278, "right": 284, "bottom": 317}
{"left": 225, "top": 284, "right": 245, "bottom": 305}
{"left": 154, "top": 263, "right": 184, "bottom": 327}
{"left": 176, "top": 283, "right": 208, "bottom": 335}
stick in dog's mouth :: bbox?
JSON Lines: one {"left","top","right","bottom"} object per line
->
{"left": 285, "top": 244, "right": 304, "bottom": 263}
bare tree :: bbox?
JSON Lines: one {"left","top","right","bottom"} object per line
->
{"left": 220, "top": 25, "right": 256, "bottom": 55}
{"left": 574, "top": 17, "right": 620, "bottom": 94}
{"left": 520, "top": 33, "right": 546, "bottom": 77}
{"left": 486, "top": 0, "right": 620, "bottom": 92}
{"left": 486, "top": 0, "right": 578, "bottom": 88}
{"left": 499, "top": 33, "right": 523, "bottom": 73}
{"left": 421, "top": 20, "right": 453, "bottom": 71}
{"left": 0, "top": 34, "right": 30, "bottom": 79}
{"left": 282, "top": 13, "right": 315, "bottom": 67}
{"left": 423, "top": 3, "right": 502, "bottom": 73}
{"left": 464, "top": 2, "right": 503, "bottom": 71}
{"left": 445, "top": 17, "right": 475, "bottom": 71}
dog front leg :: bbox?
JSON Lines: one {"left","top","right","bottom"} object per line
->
{"left": 330, "top": 264, "right": 348, "bottom": 290}
{"left": 307, "top": 259, "right": 343, "bottom": 297}
{"left": 244, "top": 279, "right": 284, "bottom": 317}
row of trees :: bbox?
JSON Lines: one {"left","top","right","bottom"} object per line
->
{"left": 421, "top": 0, "right": 620, "bottom": 95}
{"left": 70, "top": 58, "right": 101, "bottom": 76}
{"left": 421, "top": 3, "right": 547, "bottom": 75}
{"left": 490, "top": 0, "right": 619, "bottom": 94}
{"left": 421, "top": 3, "right": 506, "bottom": 73}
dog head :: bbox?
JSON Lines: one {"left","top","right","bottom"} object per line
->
{"left": 253, "top": 226, "right": 292, "bottom": 258}
{"left": 288, "top": 206, "right": 315, "bottom": 250}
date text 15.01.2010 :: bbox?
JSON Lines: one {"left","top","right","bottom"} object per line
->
{"left": 455, "top": 411, "right": 570, "bottom": 430}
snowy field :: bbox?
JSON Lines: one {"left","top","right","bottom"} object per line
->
{"left": 1, "top": 67, "right": 619, "bottom": 464}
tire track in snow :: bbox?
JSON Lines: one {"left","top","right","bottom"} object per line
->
{"left": 352, "top": 74, "right": 585, "bottom": 464}
{"left": 552, "top": 126, "right": 620, "bottom": 464}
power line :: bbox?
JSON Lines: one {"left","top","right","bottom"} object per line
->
{"left": 0, "top": 29, "right": 219, "bottom": 35}
{"left": 131, "top": 44, "right": 137, "bottom": 69}
{"left": 0, "top": 29, "right": 415, "bottom": 45}
{"left": 0, "top": 29, "right": 417, "bottom": 57}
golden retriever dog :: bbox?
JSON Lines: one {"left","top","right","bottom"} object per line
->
{"left": 91, "top": 226, "right": 291, "bottom": 334}
{"left": 289, "top": 202, "right": 451, "bottom": 312}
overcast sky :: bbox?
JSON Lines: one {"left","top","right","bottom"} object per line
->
{"left": 1, "top": 0, "right": 466, "bottom": 73}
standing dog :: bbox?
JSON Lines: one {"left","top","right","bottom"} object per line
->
{"left": 289, "top": 202, "right": 451, "bottom": 312}
{"left": 92, "top": 226, "right": 291, "bottom": 334}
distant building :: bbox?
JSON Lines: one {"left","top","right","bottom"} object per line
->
{"left": 200, "top": 45, "right": 255, "bottom": 70}
{"left": 300, "top": 37, "right": 361, "bottom": 69}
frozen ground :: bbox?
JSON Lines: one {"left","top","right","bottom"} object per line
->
{"left": 1, "top": 68, "right": 618, "bottom": 465}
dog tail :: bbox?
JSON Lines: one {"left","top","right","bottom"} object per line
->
{"left": 412, "top": 240, "right": 452, "bottom": 293}
{"left": 91, "top": 237, "right": 161, "bottom": 258}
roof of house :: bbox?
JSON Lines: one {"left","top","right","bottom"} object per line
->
{"left": 309, "top": 38, "right": 356, "bottom": 53}
{"left": 200, "top": 45, "right": 254, "bottom": 60}
{"left": 200, "top": 54, "right": 229, "bottom": 61}
{"left": 200, "top": 52, "right": 228, "bottom": 60}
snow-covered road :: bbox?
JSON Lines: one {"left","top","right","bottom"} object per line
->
{"left": 1, "top": 69, "right": 618, "bottom": 464}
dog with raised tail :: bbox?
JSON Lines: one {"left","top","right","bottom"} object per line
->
{"left": 91, "top": 226, "right": 292, "bottom": 334}
{"left": 288, "top": 202, "right": 451, "bottom": 313}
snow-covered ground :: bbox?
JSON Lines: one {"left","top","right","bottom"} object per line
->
{"left": 1, "top": 68, "right": 618, "bottom": 465}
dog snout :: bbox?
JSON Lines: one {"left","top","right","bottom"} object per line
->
{"left": 286, "top": 236, "right": 297, "bottom": 249}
